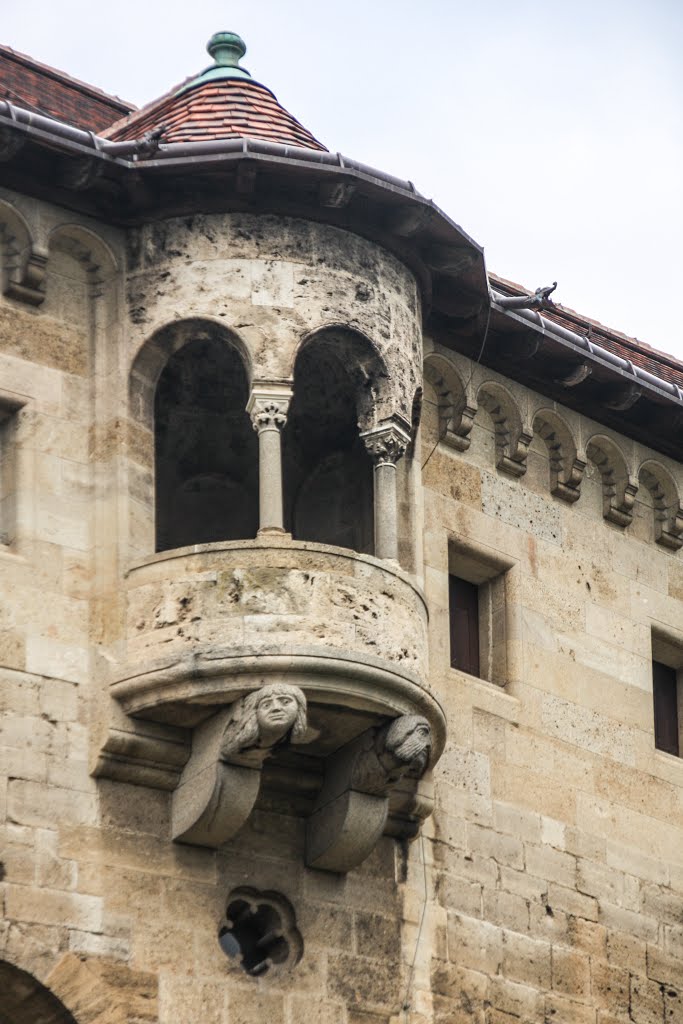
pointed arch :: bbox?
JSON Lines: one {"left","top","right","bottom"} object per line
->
{"left": 532, "top": 408, "right": 585, "bottom": 503}
{"left": 476, "top": 380, "right": 531, "bottom": 477}
{"left": 638, "top": 459, "right": 683, "bottom": 551}
{"left": 585, "top": 433, "right": 638, "bottom": 527}
{"left": 422, "top": 352, "right": 477, "bottom": 451}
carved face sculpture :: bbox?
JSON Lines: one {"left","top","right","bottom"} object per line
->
{"left": 220, "top": 683, "right": 308, "bottom": 762}
{"left": 383, "top": 715, "right": 432, "bottom": 777}
{"left": 255, "top": 690, "right": 299, "bottom": 745}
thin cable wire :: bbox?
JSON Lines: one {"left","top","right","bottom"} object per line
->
{"left": 421, "top": 295, "right": 493, "bottom": 472}
{"left": 401, "top": 832, "right": 429, "bottom": 1021}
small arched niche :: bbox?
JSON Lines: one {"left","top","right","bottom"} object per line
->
{"left": 283, "top": 328, "right": 379, "bottom": 554}
{"left": 155, "top": 334, "right": 258, "bottom": 552}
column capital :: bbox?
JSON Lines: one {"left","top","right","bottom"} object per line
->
{"left": 360, "top": 419, "right": 411, "bottom": 466}
{"left": 247, "top": 383, "right": 293, "bottom": 433}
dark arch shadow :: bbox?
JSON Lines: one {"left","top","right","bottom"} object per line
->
{"left": 0, "top": 960, "right": 78, "bottom": 1024}
{"left": 284, "top": 328, "right": 377, "bottom": 554}
{"left": 154, "top": 335, "right": 258, "bottom": 551}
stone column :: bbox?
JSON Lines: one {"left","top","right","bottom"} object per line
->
{"left": 247, "top": 385, "right": 292, "bottom": 535}
{"left": 361, "top": 420, "right": 411, "bottom": 562}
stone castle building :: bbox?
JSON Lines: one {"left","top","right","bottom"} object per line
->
{"left": 1, "top": 29, "right": 682, "bottom": 1024}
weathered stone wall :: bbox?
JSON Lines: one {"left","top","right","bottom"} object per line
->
{"left": 123, "top": 539, "right": 428, "bottom": 687}
{"left": 1, "top": 185, "right": 683, "bottom": 1024}
{"left": 417, "top": 340, "right": 683, "bottom": 1024}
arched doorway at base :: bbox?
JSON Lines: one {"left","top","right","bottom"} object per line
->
{"left": 0, "top": 959, "right": 78, "bottom": 1024}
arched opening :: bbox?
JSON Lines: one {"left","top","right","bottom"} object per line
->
{"left": 283, "top": 331, "right": 375, "bottom": 554}
{"left": 0, "top": 959, "right": 78, "bottom": 1024}
{"left": 155, "top": 336, "right": 258, "bottom": 551}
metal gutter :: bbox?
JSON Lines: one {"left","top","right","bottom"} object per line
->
{"left": 0, "top": 99, "right": 421, "bottom": 190}
{"left": 0, "top": 99, "right": 145, "bottom": 156}
{"left": 151, "top": 138, "right": 419, "bottom": 192}
{"left": 0, "top": 99, "right": 485, "bottom": 256}
{"left": 490, "top": 287, "right": 683, "bottom": 404}
{"left": 1, "top": 97, "right": 680, "bottom": 408}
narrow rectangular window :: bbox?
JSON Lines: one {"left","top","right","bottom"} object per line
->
{"left": 653, "top": 660, "right": 680, "bottom": 756}
{"left": 449, "top": 575, "right": 480, "bottom": 677}
{"left": 0, "top": 406, "right": 19, "bottom": 547}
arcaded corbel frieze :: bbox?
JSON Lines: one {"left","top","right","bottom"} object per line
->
{"left": 4, "top": 244, "right": 48, "bottom": 306}
{"left": 656, "top": 508, "right": 683, "bottom": 551}
{"left": 172, "top": 683, "right": 307, "bottom": 848}
{"left": 586, "top": 437, "right": 639, "bottom": 527}
{"left": 532, "top": 411, "right": 587, "bottom": 504}
{"left": 639, "top": 460, "right": 683, "bottom": 551}
{"left": 305, "top": 714, "right": 432, "bottom": 873}
{"left": 247, "top": 382, "right": 293, "bottom": 433}
{"left": 477, "top": 385, "right": 532, "bottom": 477}
{"left": 495, "top": 426, "right": 533, "bottom": 477}
{"left": 603, "top": 476, "right": 639, "bottom": 527}
{"left": 551, "top": 453, "right": 587, "bottom": 504}
{"left": 423, "top": 353, "right": 478, "bottom": 452}
{"left": 360, "top": 417, "right": 412, "bottom": 466}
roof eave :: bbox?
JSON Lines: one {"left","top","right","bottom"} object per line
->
{"left": 2, "top": 103, "right": 681, "bottom": 460}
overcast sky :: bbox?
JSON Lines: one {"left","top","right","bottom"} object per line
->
{"left": 4, "top": 0, "right": 682, "bottom": 359}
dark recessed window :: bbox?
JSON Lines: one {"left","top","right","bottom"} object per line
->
{"left": 449, "top": 575, "right": 480, "bottom": 677}
{"left": 653, "top": 660, "right": 680, "bottom": 756}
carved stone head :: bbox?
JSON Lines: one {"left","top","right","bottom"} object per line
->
{"left": 381, "top": 714, "right": 432, "bottom": 778}
{"left": 220, "top": 683, "right": 307, "bottom": 762}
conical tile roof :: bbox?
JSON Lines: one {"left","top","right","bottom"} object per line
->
{"left": 104, "top": 32, "right": 327, "bottom": 151}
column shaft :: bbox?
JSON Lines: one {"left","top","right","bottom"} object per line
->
{"left": 247, "top": 388, "right": 291, "bottom": 537}
{"left": 258, "top": 425, "right": 285, "bottom": 533}
{"left": 373, "top": 461, "right": 399, "bottom": 561}
{"left": 360, "top": 421, "right": 410, "bottom": 563}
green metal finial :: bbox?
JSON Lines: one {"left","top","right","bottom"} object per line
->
{"left": 175, "top": 30, "right": 253, "bottom": 95}
{"left": 207, "top": 31, "right": 247, "bottom": 69}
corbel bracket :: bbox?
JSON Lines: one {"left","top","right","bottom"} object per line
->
{"left": 305, "top": 714, "right": 432, "bottom": 873}
{"left": 4, "top": 245, "right": 48, "bottom": 306}
{"left": 172, "top": 684, "right": 308, "bottom": 848}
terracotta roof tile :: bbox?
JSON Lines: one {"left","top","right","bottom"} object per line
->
{"left": 0, "top": 43, "right": 133, "bottom": 132}
{"left": 104, "top": 77, "right": 326, "bottom": 152}
{"left": 491, "top": 273, "right": 683, "bottom": 391}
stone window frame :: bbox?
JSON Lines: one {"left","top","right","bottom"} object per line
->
{"left": 651, "top": 627, "right": 683, "bottom": 758}
{"left": 0, "top": 390, "right": 26, "bottom": 548}
{"left": 447, "top": 538, "right": 517, "bottom": 688}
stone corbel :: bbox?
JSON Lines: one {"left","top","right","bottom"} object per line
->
{"left": 4, "top": 245, "right": 48, "bottom": 306}
{"left": 305, "top": 714, "right": 432, "bottom": 873}
{"left": 93, "top": 716, "right": 189, "bottom": 792}
{"left": 551, "top": 454, "right": 587, "bottom": 504}
{"left": 172, "top": 683, "right": 307, "bottom": 848}
{"left": 656, "top": 508, "right": 683, "bottom": 551}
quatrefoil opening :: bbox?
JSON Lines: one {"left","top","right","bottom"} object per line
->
{"left": 218, "top": 887, "right": 303, "bottom": 976}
